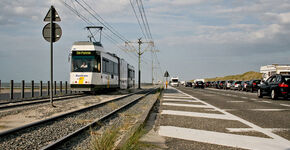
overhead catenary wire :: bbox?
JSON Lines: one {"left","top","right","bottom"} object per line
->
{"left": 60, "top": 0, "right": 141, "bottom": 64}
{"left": 136, "top": 0, "right": 151, "bottom": 40}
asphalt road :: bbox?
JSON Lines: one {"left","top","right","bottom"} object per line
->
{"left": 157, "top": 86, "right": 290, "bottom": 150}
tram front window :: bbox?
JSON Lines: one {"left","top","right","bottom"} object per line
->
{"left": 71, "top": 55, "right": 101, "bottom": 72}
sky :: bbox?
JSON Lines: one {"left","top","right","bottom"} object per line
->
{"left": 0, "top": 0, "right": 290, "bottom": 83}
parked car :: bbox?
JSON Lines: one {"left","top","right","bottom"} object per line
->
{"left": 231, "top": 81, "right": 242, "bottom": 90}
{"left": 215, "top": 81, "right": 220, "bottom": 88}
{"left": 246, "top": 79, "right": 261, "bottom": 92}
{"left": 241, "top": 81, "right": 249, "bottom": 91}
{"left": 258, "top": 74, "right": 290, "bottom": 100}
{"left": 224, "top": 80, "right": 234, "bottom": 90}
{"left": 185, "top": 82, "right": 192, "bottom": 87}
{"left": 194, "top": 81, "right": 204, "bottom": 88}
{"left": 205, "top": 81, "right": 211, "bottom": 88}
{"left": 218, "top": 81, "right": 225, "bottom": 89}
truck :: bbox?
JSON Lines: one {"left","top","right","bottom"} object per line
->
{"left": 260, "top": 64, "right": 290, "bottom": 81}
{"left": 170, "top": 77, "right": 179, "bottom": 87}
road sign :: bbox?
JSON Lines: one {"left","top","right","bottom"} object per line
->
{"left": 44, "top": 6, "right": 61, "bottom": 22}
{"left": 164, "top": 71, "right": 170, "bottom": 77}
{"left": 43, "top": 5, "right": 62, "bottom": 107}
{"left": 42, "top": 23, "right": 62, "bottom": 42}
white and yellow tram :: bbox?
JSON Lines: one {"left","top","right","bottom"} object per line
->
{"left": 70, "top": 41, "right": 135, "bottom": 92}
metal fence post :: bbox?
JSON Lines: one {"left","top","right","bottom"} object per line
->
{"left": 47, "top": 81, "right": 50, "bottom": 96}
{"left": 10, "top": 80, "right": 13, "bottom": 100}
{"left": 21, "top": 80, "right": 25, "bottom": 99}
{"left": 31, "top": 80, "right": 34, "bottom": 97}
{"left": 65, "top": 81, "right": 68, "bottom": 94}
{"left": 54, "top": 81, "right": 57, "bottom": 95}
{"left": 0, "top": 80, "right": 1, "bottom": 93}
{"left": 40, "top": 81, "right": 43, "bottom": 97}
{"left": 60, "top": 81, "right": 62, "bottom": 94}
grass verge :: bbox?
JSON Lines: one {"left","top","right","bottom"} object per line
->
{"left": 90, "top": 126, "right": 120, "bottom": 150}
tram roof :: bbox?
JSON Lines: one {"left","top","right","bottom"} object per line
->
{"left": 73, "top": 41, "right": 103, "bottom": 47}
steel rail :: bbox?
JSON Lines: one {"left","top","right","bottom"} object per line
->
{"left": 41, "top": 88, "right": 156, "bottom": 150}
{"left": 0, "top": 89, "right": 150, "bottom": 137}
{"left": 0, "top": 94, "right": 86, "bottom": 110}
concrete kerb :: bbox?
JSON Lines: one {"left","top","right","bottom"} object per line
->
{"left": 115, "top": 88, "right": 163, "bottom": 149}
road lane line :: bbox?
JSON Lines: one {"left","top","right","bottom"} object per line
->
{"left": 241, "top": 97, "right": 248, "bottom": 99}
{"left": 176, "top": 88, "right": 290, "bottom": 143}
{"left": 159, "top": 126, "right": 290, "bottom": 150}
{"left": 227, "top": 101, "right": 244, "bottom": 103}
{"left": 280, "top": 104, "right": 290, "bottom": 107}
{"left": 250, "top": 109, "right": 290, "bottom": 111}
{"left": 250, "top": 98, "right": 258, "bottom": 101}
{"left": 257, "top": 101, "right": 272, "bottom": 104}
{"left": 227, "top": 128, "right": 290, "bottom": 132}
{"left": 163, "top": 96, "right": 192, "bottom": 99}
{"left": 161, "top": 110, "right": 235, "bottom": 120}
{"left": 163, "top": 99, "right": 199, "bottom": 102}
{"left": 162, "top": 103, "right": 212, "bottom": 108}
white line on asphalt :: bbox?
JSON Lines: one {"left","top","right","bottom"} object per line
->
{"left": 162, "top": 103, "right": 212, "bottom": 108}
{"left": 250, "top": 98, "right": 258, "bottom": 101}
{"left": 280, "top": 104, "right": 290, "bottom": 107}
{"left": 241, "top": 97, "right": 248, "bottom": 99}
{"left": 227, "top": 101, "right": 245, "bottom": 103}
{"left": 176, "top": 88, "right": 290, "bottom": 144}
{"left": 250, "top": 109, "right": 290, "bottom": 111}
{"left": 159, "top": 126, "right": 290, "bottom": 150}
{"left": 257, "top": 101, "right": 272, "bottom": 104}
{"left": 161, "top": 110, "right": 235, "bottom": 120}
{"left": 222, "top": 109, "right": 238, "bottom": 111}
{"left": 163, "top": 99, "right": 199, "bottom": 102}
{"left": 163, "top": 96, "right": 192, "bottom": 99}
{"left": 226, "top": 128, "right": 290, "bottom": 133}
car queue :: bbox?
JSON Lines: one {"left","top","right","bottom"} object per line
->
{"left": 184, "top": 74, "right": 290, "bottom": 100}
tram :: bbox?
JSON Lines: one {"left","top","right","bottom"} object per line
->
{"left": 70, "top": 27, "right": 135, "bottom": 92}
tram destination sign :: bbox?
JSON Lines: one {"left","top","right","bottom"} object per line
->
{"left": 72, "top": 51, "right": 96, "bottom": 56}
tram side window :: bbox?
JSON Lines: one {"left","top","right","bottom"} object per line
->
{"left": 102, "top": 58, "right": 115, "bottom": 74}
{"left": 114, "top": 63, "right": 118, "bottom": 75}
{"left": 94, "top": 55, "right": 101, "bottom": 73}
{"left": 102, "top": 58, "right": 108, "bottom": 73}
{"left": 108, "top": 61, "right": 113, "bottom": 74}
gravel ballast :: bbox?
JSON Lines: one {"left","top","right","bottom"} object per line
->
{"left": 0, "top": 90, "right": 150, "bottom": 150}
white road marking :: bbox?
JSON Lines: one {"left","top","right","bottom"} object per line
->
{"left": 258, "top": 101, "right": 272, "bottom": 104}
{"left": 159, "top": 126, "right": 290, "bottom": 150}
{"left": 250, "top": 109, "right": 290, "bottom": 111}
{"left": 241, "top": 97, "right": 248, "bottom": 99}
{"left": 162, "top": 103, "right": 212, "bottom": 108}
{"left": 176, "top": 88, "right": 290, "bottom": 144}
{"left": 163, "top": 96, "right": 192, "bottom": 99}
{"left": 222, "top": 109, "right": 238, "bottom": 111}
{"left": 227, "top": 128, "right": 290, "bottom": 133}
{"left": 227, "top": 101, "right": 245, "bottom": 103}
{"left": 280, "top": 104, "right": 290, "bottom": 107}
{"left": 163, "top": 99, "right": 199, "bottom": 103}
{"left": 250, "top": 98, "right": 258, "bottom": 101}
{"left": 161, "top": 110, "right": 235, "bottom": 120}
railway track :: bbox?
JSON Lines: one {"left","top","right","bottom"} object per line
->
{"left": 0, "top": 88, "right": 156, "bottom": 150}
{"left": 0, "top": 93, "right": 86, "bottom": 110}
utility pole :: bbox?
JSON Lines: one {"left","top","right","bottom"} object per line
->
{"left": 138, "top": 38, "right": 142, "bottom": 89}
{"left": 125, "top": 38, "right": 154, "bottom": 89}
